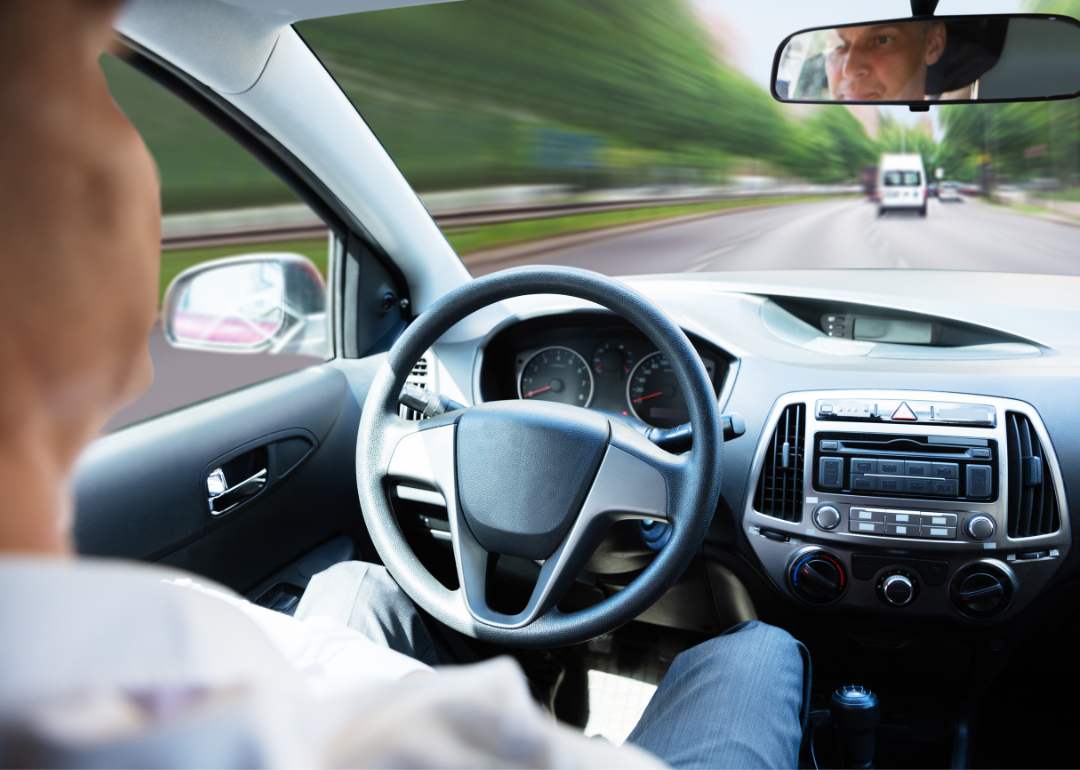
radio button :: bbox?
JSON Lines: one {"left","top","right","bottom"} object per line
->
{"left": 967, "top": 465, "right": 992, "bottom": 498}
{"left": 851, "top": 459, "right": 877, "bottom": 474}
{"left": 920, "top": 513, "right": 957, "bottom": 527}
{"left": 885, "top": 523, "right": 918, "bottom": 537}
{"left": 878, "top": 478, "right": 902, "bottom": 492}
{"left": 850, "top": 520, "right": 885, "bottom": 534}
{"left": 930, "top": 479, "right": 959, "bottom": 496}
{"left": 850, "top": 474, "right": 876, "bottom": 491}
{"left": 921, "top": 525, "right": 957, "bottom": 540}
{"left": 820, "top": 457, "right": 844, "bottom": 489}
{"left": 904, "top": 478, "right": 931, "bottom": 495}
{"left": 905, "top": 460, "right": 931, "bottom": 477}
{"left": 850, "top": 508, "right": 885, "bottom": 522}
{"left": 878, "top": 460, "right": 903, "bottom": 475}
{"left": 932, "top": 462, "right": 959, "bottom": 480}
{"left": 885, "top": 511, "right": 918, "bottom": 524}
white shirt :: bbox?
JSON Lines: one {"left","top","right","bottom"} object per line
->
{"left": 0, "top": 557, "right": 662, "bottom": 768}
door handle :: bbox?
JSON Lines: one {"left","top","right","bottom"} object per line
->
{"left": 207, "top": 467, "right": 267, "bottom": 516}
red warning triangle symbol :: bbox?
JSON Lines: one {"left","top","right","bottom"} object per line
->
{"left": 892, "top": 402, "right": 917, "bottom": 421}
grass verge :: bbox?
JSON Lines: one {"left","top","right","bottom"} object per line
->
{"left": 157, "top": 196, "right": 838, "bottom": 303}
{"left": 443, "top": 195, "right": 832, "bottom": 257}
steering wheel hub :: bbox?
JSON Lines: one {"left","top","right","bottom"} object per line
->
{"left": 457, "top": 401, "right": 609, "bottom": 561}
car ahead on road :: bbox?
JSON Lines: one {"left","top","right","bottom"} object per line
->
{"left": 939, "top": 182, "right": 963, "bottom": 202}
{"left": 877, "top": 153, "right": 928, "bottom": 217}
{"left": 72, "top": 2, "right": 1080, "bottom": 768}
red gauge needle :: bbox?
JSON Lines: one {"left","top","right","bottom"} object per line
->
{"left": 595, "top": 365, "right": 602, "bottom": 372}
{"left": 633, "top": 391, "right": 663, "bottom": 403}
{"left": 522, "top": 386, "right": 551, "bottom": 398}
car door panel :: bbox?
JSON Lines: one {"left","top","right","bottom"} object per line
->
{"left": 74, "top": 359, "right": 381, "bottom": 592}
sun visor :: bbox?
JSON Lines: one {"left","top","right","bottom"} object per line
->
{"left": 116, "top": 0, "right": 458, "bottom": 95}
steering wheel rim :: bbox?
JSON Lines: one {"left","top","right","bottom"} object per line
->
{"left": 356, "top": 266, "right": 723, "bottom": 648}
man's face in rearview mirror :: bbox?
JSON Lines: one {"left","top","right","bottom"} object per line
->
{"left": 825, "top": 22, "right": 946, "bottom": 101}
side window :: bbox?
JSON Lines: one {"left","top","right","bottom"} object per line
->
{"left": 100, "top": 54, "right": 332, "bottom": 432}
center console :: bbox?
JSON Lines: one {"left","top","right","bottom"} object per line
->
{"left": 743, "top": 391, "right": 1070, "bottom": 621}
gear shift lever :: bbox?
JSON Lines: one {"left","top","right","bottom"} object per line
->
{"left": 829, "top": 685, "right": 880, "bottom": 769}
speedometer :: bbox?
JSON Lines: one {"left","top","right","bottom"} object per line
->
{"left": 518, "top": 346, "right": 594, "bottom": 407}
{"left": 626, "top": 352, "right": 689, "bottom": 428}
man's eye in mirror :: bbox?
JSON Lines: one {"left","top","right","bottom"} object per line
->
{"left": 773, "top": 14, "right": 1080, "bottom": 106}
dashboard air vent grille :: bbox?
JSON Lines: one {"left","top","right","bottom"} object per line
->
{"left": 754, "top": 403, "right": 806, "bottom": 522}
{"left": 1006, "top": 412, "right": 1059, "bottom": 538}
{"left": 399, "top": 356, "right": 430, "bottom": 421}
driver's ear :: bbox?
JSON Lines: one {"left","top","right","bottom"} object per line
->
{"left": 925, "top": 22, "right": 946, "bottom": 66}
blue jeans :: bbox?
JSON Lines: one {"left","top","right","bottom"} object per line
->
{"left": 298, "top": 563, "right": 810, "bottom": 769}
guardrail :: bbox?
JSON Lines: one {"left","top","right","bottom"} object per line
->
{"left": 161, "top": 187, "right": 857, "bottom": 251}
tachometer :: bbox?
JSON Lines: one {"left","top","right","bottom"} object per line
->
{"left": 518, "top": 346, "right": 594, "bottom": 407}
{"left": 591, "top": 340, "right": 635, "bottom": 379}
{"left": 626, "top": 351, "right": 689, "bottom": 428}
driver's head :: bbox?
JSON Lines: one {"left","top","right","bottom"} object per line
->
{"left": 0, "top": 0, "right": 160, "bottom": 554}
{"left": 825, "top": 21, "right": 946, "bottom": 101}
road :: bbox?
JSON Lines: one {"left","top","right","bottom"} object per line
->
{"left": 109, "top": 197, "right": 1080, "bottom": 432}
{"left": 471, "top": 197, "right": 1080, "bottom": 276}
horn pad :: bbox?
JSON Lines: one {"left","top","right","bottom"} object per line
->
{"left": 455, "top": 401, "right": 609, "bottom": 560}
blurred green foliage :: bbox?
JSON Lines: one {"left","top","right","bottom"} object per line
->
{"left": 101, "top": 55, "right": 303, "bottom": 213}
{"left": 103, "top": 0, "right": 883, "bottom": 217}
{"left": 932, "top": 0, "right": 1080, "bottom": 190}
{"left": 297, "top": 0, "right": 792, "bottom": 189}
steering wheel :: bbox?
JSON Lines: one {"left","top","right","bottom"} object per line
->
{"left": 356, "top": 266, "right": 723, "bottom": 648}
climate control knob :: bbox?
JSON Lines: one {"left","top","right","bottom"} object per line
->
{"left": 950, "top": 561, "right": 1014, "bottom": 619}
{"left": 882, "top": 574, "right": 914, "bottom": 606}
{"left": 790, "top": 550, "right": 846, "bottom": 604}
{"left": 965, "top": 515, "right": 996, "bottom": 540}
{"left": 876, "top": 569, "right": 919, "bottom": 607}
{"left": 813, "top": 504, "right": 841, "bottom": 530}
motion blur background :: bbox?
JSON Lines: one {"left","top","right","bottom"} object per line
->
{"left": 103, "top": 0, "right": 1080, "bottom": 429}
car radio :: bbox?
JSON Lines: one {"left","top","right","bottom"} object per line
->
{"left": 743, "top": 390, "right": 1069, "bottom": 622}
{"left": 813, "top": 431, "right": 997, "bottom": 503}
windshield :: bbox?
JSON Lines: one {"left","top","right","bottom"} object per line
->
{"left": 884, "top": 172, "right": 922, "bottom": 186}
{"left": 275, "top": 0, "right": 1080, "bottom": 279}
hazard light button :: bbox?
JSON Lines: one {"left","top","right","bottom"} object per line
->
{"left": 891, "top": 402, "right": 918, "bottom": 421}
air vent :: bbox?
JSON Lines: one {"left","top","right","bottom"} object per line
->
{"left": 1006, "top": 412, "right": 1060, "bottom": 538}
{"left": 754, "top": 403, "right": 806, "bottom": 522}
{"left": 399, "top": 355, "right": 430, "bottom": 421}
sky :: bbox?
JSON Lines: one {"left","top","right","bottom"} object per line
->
{"left": 690, "top": 0, "right": 1027, "bottom": 130}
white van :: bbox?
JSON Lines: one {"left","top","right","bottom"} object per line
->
{"left": 877, "top": 153, "right": 927, "bottom": 217}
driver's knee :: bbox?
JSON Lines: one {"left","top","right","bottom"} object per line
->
{"left": 629, "top": 622, "right": 807, "bottom": 768}
{"left": 668, "top": 621, "right": 806, "bottom": 695}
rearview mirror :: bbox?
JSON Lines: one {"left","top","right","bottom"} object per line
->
{"left": 772, "top": 14, "right": 1080, "bottom": 106}
{"left": 163, "top": 253, "right": 326, "bottom": 356}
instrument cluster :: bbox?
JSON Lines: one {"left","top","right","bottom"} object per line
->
{"left": 478, "top": 313, "right": 730, "bottom": 430}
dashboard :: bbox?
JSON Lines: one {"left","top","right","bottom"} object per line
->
{"left": 476, "top": 312, "right": 733, "bottom": 429}
{"left": 418, "top": 270, "right": 1080, "bottom": 635}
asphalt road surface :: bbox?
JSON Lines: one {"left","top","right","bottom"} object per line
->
{"left": 472, "top": 196, "right": 1080, "bottom": 276}
{"left": 108, "top": 197, "right": 1079, "bottom": 432}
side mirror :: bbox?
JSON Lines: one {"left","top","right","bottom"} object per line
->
{"left": 163, "top": 253, "right": 326, "bottom": 357}
{"left": 772, "top": 14, "right": 1080, "bottom": 107}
